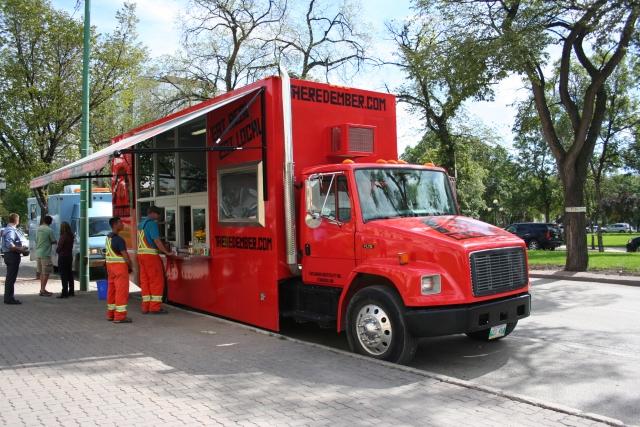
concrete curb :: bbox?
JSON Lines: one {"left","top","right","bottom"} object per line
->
{"left": 165, "top": 298, "right": 629, "bottom": 427}
{"left": 530, "top": 271, "right": 640, "bottom": 286}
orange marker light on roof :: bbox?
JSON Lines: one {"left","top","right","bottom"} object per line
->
{"left": 387, "top": 159, "right": 398, "bottom": 164}
{"left": 424, "top": 162, "right": 435, "bottom": 167}
{"left": 397, "top": 160, "right": 407, "bottom": 164}
{"left": 342, "top": 159, "right": 355, "bottom": 164}
{"left": 376, "top": 159, "right": 387, "bottom": 164}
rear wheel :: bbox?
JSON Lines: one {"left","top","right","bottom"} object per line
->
{"left": 346, "top": 286, "right": 417, "bottom": 364}
{"left": 527, "top": 240, "right": 540, "bottom": 250}
{"left": 466, "top": 321, "right": 517, "bottom": 341}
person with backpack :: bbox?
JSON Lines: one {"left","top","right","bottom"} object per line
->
{"left": 2, "top": 213, "right": 28, "bottom": 305}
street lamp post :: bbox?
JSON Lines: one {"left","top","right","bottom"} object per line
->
{"left": 79, "top": 0, "right": 91, "bottom": 291}
{"left": 489, "top": 199, "right": 503, "bottom": 226}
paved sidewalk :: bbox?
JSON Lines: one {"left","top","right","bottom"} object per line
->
{"left": 0, "top": 278, "right": 627, "bottom": 426}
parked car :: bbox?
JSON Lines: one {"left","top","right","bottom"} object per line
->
{"left": 505, "top": 223, "right": 564, "bottom": 250}
{"left": 627, "top": 236, "right": 640, "bottom": 252}
{"left": 606, "top": 223, "right": 632, "bottom": 233}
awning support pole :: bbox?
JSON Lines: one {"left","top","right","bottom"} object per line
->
{"left": 79, "top": 0, "right": 91, "bottom": 292}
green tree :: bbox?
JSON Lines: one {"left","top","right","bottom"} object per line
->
{"left": 600, "top": 174, "right": 640, "bottom": 230}
{"left": 513, "top": 101, "right": 563, "bottom": 223}
{"left": 389, "top": 14, "right": 504, "bottom": 176}
{"left": 0, "top": 0, "right": 147, "bottom": 211}
{"left": 424, "top": 0, "right": 639, "bottom": 271}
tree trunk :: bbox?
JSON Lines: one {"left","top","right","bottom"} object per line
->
{"left": 34, "top": 187, "right": 49, "bottom": 215}
{"left": 561, "top": 169, "right": 588, "bottom": 271}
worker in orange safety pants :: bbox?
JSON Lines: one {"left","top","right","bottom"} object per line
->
{"left": 137, "top": 206, "right": 173, "bottom": 314}
{"left": 106, "top": 217, "right": 133, "bottom": 323}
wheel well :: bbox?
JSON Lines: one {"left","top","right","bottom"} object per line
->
{"left": 339, "top": 273, "right": 401, "bottom": 332}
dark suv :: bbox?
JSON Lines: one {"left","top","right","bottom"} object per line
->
{"left": 505, "top": 223, "right": 564, "bottom": 250}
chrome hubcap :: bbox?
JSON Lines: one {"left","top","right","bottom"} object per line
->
{"left": 355, "top": 304, "right": 392, "bottom": 356}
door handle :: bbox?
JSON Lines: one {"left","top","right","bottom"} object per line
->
{"left": 304, "top": 243, "right": 311, "bottom": 256}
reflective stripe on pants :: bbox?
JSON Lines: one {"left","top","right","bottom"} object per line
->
{"left": 138, "top": 254, "right": 164, "bottom": 313}
{"left": 106, "top": 263, "right": 130, "bottom": 321}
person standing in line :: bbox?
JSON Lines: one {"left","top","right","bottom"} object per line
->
{"left": 2, "top": 213, "right": 28, "bottom": 305}
{"left": 35, "top": 215, "right": 56, "bottom": 296}
{"left": 56, "top": 221, "right": 75, "bottom": 298}
{"left": 137, "top": 206, "right": 172, "bottom": 314}
{"left": 106, "top": 217, "right": 133, "bottom": 323}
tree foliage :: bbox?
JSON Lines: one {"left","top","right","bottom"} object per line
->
{"left": 389, "top": 9, "right": 504, "bottom": 176}
{"left": 157, "top": 0, "right": 369, "bottom": 112}
{"left": 0, "top": 0, "right": 147, "bottom": 211}
{"left": 422, "top": 0, "right": 639, "bottom": 271}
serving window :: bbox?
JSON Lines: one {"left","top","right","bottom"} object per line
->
{"left": 218, "top": 162, "right": 264, "bottom": 226}
{"left": 135, "top": 117, "right": 210, "bottom": 252}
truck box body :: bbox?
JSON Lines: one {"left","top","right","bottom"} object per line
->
{"left": 105, "top": 75, "right": 530, "bottom": 363}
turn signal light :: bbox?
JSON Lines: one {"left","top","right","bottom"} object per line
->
{"left": 398, "top": 252, "right": 410, "bottom": 265}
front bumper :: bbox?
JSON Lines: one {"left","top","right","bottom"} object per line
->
{"left": 404, "top": 293, "right": 531, "bottom": 337}
{"left": 88, "top": 255, "right": 105, "bottom": 268}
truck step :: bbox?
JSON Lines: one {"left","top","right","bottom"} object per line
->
{"left": 281, "top": 310, "right": 336, "bottom": 325}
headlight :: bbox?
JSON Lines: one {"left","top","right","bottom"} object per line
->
{"left": 89, "top": 248, "right": 101, "bottom": 255}
{"left": 421, "top": 275, "right": 441, "bottom": 295}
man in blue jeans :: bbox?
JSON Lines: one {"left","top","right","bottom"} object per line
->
{"left": 2, "top": 213, "right": 28, "bottom": 304}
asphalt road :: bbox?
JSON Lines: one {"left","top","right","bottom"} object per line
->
{"left": 281, "top": 277, "right": 640, "bottom": 425}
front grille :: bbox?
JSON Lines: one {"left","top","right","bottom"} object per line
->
{"left": 470, "top": 247, "right": 528, "bottom": 297}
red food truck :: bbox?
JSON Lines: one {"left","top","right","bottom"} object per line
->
{"left": 31, "top": 73, "right": 530, "bottom": 363}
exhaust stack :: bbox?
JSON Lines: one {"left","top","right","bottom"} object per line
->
{"left": 281, "top": 69, "right": 298, "bottom": 274}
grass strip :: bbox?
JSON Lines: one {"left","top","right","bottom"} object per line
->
{"left": 585, "top": 233, "right": 639, "bottom": 247}
{"left": 528, "top": 250, "right": 640, "bottom": 274}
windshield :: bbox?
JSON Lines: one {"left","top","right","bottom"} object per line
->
{"left": 89, "top": 217, "right": 111, "bottom": 237}
{"left": 355, "top": 168, "right": 457, "bottom": 222}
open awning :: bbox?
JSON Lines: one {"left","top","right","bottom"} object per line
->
{"left": 30, "top": 87, "right": 261, "bottom": 189}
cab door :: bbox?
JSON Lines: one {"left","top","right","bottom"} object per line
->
{"left": 301, "top": 173, "right": 355, "bottom": 287}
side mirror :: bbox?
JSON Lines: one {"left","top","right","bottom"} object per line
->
{"left": 305, "top": 175, "right": 322, "bottom": 229}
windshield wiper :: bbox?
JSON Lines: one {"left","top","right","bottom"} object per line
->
{"left": 367, "top": 215, "right": 397, "bottom": 221}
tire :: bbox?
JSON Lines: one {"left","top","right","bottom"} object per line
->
{"left": 527, "top": 240, "right": 540, "bottom": 250}
{"left": 345, "top": 285, "right": 417, "bottom": 364}
{"left": 466, "top": 321, "right": 517, "bottom": 341}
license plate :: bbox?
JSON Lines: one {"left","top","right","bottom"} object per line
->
{"left": 488, "top": 324, "right": 507, "bottom": 340}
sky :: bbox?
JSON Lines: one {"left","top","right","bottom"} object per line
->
{"left": 51, "top": 0, "right": 526, "bottom": 154}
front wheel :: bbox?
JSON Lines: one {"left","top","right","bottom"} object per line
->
{"left": 527, "top": 240, "right": 540, "bottom": 250}
{"left": 346, "top": 286, "right": 417, "bottom": 364}
{"left": 466, "top": 321, "right": 517, "bottom": 341}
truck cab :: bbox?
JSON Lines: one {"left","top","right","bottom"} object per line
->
{"left": 282, "top": 161, "right": 530, "bottom": 363}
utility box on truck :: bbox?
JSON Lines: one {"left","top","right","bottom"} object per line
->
{"left": 31, "top": 74, "right": 530, "bottom": 364}
{"left": 27, "top": 185, "right": 112, "bottom": 272}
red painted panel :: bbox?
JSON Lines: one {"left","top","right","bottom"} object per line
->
{"left": 112, "top": 76, "right": 399, "bottom": 332}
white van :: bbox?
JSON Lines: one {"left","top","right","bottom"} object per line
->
{"left": 27, "top": 185, "right": 112, "bottom": 272}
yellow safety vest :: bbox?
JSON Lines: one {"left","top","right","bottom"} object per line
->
{"left": 137, "top": 220, "right": 159, "bottom": 255}
{"left": 105, "top": 235, "right": 126, "bottom": 264}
